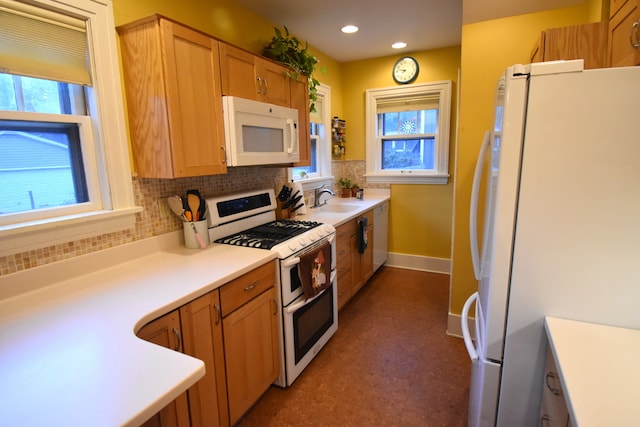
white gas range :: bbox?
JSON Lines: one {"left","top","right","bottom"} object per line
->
{"left": 206, "top": 189, "right": 338, "bottom": 387}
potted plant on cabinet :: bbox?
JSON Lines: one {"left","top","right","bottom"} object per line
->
{"left": 338, "top": 178, "right": 352, "bottom": 198}
{"left": 262, "top": 26, "right": 321, "bottom": 112}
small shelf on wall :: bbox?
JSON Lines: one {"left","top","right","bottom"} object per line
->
{"left": 332, "top": 116, "right": 346, "bottom": 159}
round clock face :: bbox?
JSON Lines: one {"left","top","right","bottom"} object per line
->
{"left": 393, "top": 56, "right": 419, "bottom": 84}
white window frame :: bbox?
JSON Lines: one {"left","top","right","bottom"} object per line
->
{"left": 0, "top": 0, "right": 140, "bottom": 256}
{"left": 365, "top": 81, "right": 452, "bottom": 184}
{"left": 288, "top": 83, "right": 333, "bottom": 191}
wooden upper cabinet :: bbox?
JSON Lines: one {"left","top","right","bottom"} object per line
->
{"left": 118, "top": 16, "right": 227, "bottom": 178}
{"left": 608, "top": 0, "right": 640, "bottom": 66}
{"left": 530, "top": 22, "right": 608, "bottom": 69}
{"left": 219, "top": 43, "right": 291, "bottom": 107}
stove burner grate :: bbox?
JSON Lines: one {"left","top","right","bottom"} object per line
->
{"left": 215, "top": 219, "right": 322, "bottom": 249}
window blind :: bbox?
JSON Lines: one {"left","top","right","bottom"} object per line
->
{"left": 310, "top": 95, "right": 324, "bottom": 124}
{"left": 376, "top": 95, "right": 439, "bottom": 114}
{"left": 0, "top": 0, "right": 91, "bottom": 85}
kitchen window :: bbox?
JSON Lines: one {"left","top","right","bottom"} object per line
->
{"left": 0, "top": 0, "right": 138, "bottom": 255}
{"left": 365, "top": 81, "right": 452, "bottom": 184}
{"left": 290, "top": 83, "right": 332, "bottom": 187}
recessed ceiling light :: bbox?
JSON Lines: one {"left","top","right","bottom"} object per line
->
{"left": 341, "top": 25, "right": 359, "bottom": 34}
{"left": 392, "top": 42, "right": 407, "bottom": 49}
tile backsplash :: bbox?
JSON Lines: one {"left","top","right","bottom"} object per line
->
{"left": 0, "top": 166, "right": 287, "bottom": 276}
{"left": 0, "top": 160, "right": 385, "bottom": 276}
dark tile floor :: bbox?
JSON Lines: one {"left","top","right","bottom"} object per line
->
{"left": 235, "top": 266, "right": 471, "bottom": 426}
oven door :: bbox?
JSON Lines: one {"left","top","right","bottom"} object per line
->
{"left": 280, "top": 234, "right": 336, "bottom": 306}
{"left": 282, "top": 269, "right": 338, "bottom": 387}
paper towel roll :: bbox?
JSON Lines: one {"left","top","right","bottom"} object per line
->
{"left": 286, "top": 182, "right": 307, "bottom": 215}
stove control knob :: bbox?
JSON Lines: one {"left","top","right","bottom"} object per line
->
{"left": 289, "top": 242, "right": 298, "bottom": 251}
{"left": 323, "top": 225, "right": 333, "bottom": 233}
{"left": 298, "top": 237, "right": 307, "bottom": 246}
{"left": 308, "top": 233, "right": 317, "bottom": 242}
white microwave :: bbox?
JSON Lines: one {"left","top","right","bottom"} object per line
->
{"left": 222, "top": 96, "right": 300, "bottom": 166}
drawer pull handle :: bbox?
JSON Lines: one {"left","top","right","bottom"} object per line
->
{"left": 214, "top": 303, "right": 221, "bottom": 325}
{"left": 172, "top": 327, "right": 182, "bottom": 352}
{"left": 631, "top": 21, "right": 640, "bottom": 48}
{"left": 545, "top": 372, "right": 562, "bottom": 396}
{"left": 244, "top": 281, "right": 259, "bottom": 292}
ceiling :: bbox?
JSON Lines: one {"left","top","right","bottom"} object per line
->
{"left": 235, "top": 0, "right": 587, "bottom": 62}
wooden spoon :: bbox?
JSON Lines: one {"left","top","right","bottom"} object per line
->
{"left": 187, "top": 193, "right": 201, "bottom": 221}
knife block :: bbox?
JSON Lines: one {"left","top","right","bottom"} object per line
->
{"left": 276, "top": 200, "right": 290, "bottom": 220}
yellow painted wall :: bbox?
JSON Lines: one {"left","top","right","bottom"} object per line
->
{"left": 341, "top": 47, "right": 461, "bottom": 258}
{"left": 449, "top": 3, "right": 604, "bottom": 314}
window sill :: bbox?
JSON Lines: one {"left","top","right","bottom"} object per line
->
{"left": 0, "top": 207, "right": 142, "bottom": 257}
{"left": 365, "top": 173, "right": 449, "bottom": 185}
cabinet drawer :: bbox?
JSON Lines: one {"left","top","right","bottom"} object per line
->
{"left": 336, "top": 221, "right": 357, "bottom": 239}
{"left": 220, "top": 262, "right": 275, "bottom": 317}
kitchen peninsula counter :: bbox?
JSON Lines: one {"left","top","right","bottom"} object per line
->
{"left": 544, "top": 317, "right": 640, "bottom": 427}
{"left": 0, "top": 190, "right": 389, "bottom": 427}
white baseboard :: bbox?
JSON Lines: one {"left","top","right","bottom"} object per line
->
{"left": 385, "top": 252, "right": 450, "bottom": 274}
{"left": 446, "top": 311, "right": 475, "bottom": 339}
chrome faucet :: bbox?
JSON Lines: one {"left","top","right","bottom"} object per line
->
{"left": 312, "top": 184, "right": 335, "bottom": 208}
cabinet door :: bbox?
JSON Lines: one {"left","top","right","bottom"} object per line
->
{"left": 179, "top": 291, "right": 229, "bottom": 427}
{"left": 160, "top": 20, "right": 227, "bottom": 177}
{"left": 532, "top": 22, "right": 608, "bottom": 69}
{"left": 361, "top": 223, "right": 374, "bottom": 283}
{"left": 137, "top": 311, "right": 191, "bottom": 427}
{"left": 223, "top": 288, "right": 279, "bottom": 425}
{"left": 336, "top": 222, "right": 354, "bottom": 310}
{"left": 219, "top": 44, "right": 261, "bottom": 101}
{"left": 608, "top": 0, "right": 640, "bottom": 66}
{"left": 259, "top": 59, "right": 291, "bottom": 106}
{"left": 290, "top": 76, "right": 311, "bottom": 167}
{"left": 118, "top": 17, "right": 227, "bottom": 178}
{"left": 220, "top": 43, "right": 291, "bottom": 107}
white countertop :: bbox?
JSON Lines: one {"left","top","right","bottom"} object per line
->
{"left": 0, "top": 191, "right": 389, "bottom": 427}
{"left": 545, "top": 317, "right": 640, "bottom": 427}
{"left": 294, "top": 190, "right": 389, "bottom": 226}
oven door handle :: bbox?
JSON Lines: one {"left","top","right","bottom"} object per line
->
{"left": 282, "top": 257, "right": 301, "bottom": 269}
{"left": 285, "top": 270, "right": 337, "bottom": 314}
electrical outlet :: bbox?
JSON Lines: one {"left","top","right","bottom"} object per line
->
{"left": 158, "top": 197, "right": 172, "bottom": 219}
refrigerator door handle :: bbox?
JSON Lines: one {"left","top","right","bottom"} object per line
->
{"left": 470, "top": 131, "right": 492, "bottom": 280}
{"left": 461, "top": 291, "right": 479, "bottom": 361}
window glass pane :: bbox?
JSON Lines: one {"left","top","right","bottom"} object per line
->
{"left": 0, "top": 73, "right": 82, "bottom": 114}
{"left": 0, "top": 74, "right": 18, "bottom": 110}
{"left": 292, "top": 124, "right": 321, "bottom": 178}
{"left": 0, "top": 120, "right": 88, "bottom": 214}
{"left": 381, "top": 138, "right": 435, "bottom": 170}
{"left": 379, "top": 109, "right": 438, "bottom": 136}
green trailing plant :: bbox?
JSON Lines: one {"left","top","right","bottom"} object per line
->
{"left": 263, "top": 26, "right": 320, "bottom": 112}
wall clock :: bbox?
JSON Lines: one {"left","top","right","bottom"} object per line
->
{"left": 392, "top": 56, "right": 419, "bottom": 84}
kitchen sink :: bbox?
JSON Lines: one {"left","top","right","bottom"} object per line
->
{"left": 316, "top": 203, "right": 360, "bottom": 213}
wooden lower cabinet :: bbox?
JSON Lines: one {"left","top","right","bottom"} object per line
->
{"left": 336, "top": 209, "right": 375, "bottom": 310}
{"left": 179, "top": 291, "right": 229, "bottom": 427}
{"left": 335, "top": 220, "right": 355, "bottom": 310}
{"left": 137, "top": 311, "right": 191, "bottom": 427}
{"left": 221, "top": 281, "right": 279, "bottom": 425}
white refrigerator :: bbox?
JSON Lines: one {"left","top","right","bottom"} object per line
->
{"left": 461, "top": 60, "right": 640, "bottom": 426}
